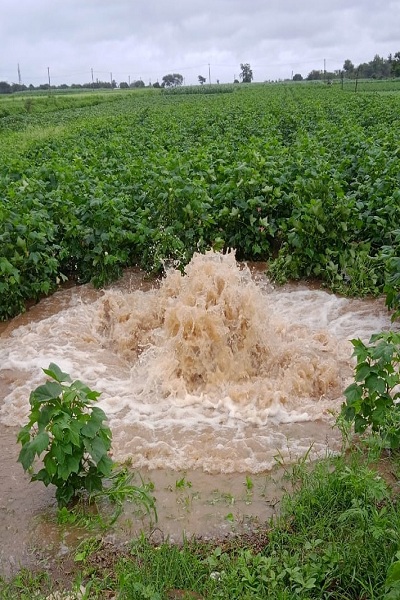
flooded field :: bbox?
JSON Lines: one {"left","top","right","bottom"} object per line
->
{"left": 0, "top": 251, "right": 394, "bottom": 577}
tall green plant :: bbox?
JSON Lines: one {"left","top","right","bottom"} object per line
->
{"left": 341, "top": 332, "right": 400, "bottom": 448}
{"left": 381, "top": 229, "right": 400, "bottom": 322}
{"left": 17, "top": 363, "right": 114, "bottom": 507}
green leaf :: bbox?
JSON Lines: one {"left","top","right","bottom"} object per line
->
{"left": 18, "top": 444, "right": 36, "bottom": 471}
{"left": 68, "top": 420, "right": 82, "bottom": 446}
{"left": 32, "top": 468, "right": 51, "bottom": 486}
{"left": 43, "top": 363, "right": 72, "bottom": 383}
{"left": 355, "top": 362, "right": 372, "bottom": 382}
{"left": 84, "top": 436, "right": 108, "bottom": 463}
{"left": 51, "top": 443, "right": 65, "bottom": 463}
{"left": 17, "top": 426, "right": 31, "bottom": 446}
{"left": 354, "top": 414, "right": 368, "bottom": 433}
{"left": 38, "top": 405, "right": 59, "bottom": 429}
{"left": 90, "top": 406, "right": 107, "bottom": 425}
{"left": 386, "top": 561, "right": 400, "bottom": 585}
{"left": 370, "top": 342, "right": 395, "bottom": 363}
{"left": 31, "top": 381, "right": 63, "bottom": 405}
{"left": 72, "top": 380, "right": 101, "bottom": 401}
{"left": 350, "top": 339, "right": 369, "bottom": 362}
{"left": 66, "top": 454, "right": 81, "bottom": 475}
{"left": 44, "top": 453, "right": 58, "bottom": 478}
{"left": 30, "top": 431, "right": 50, "bottom": 455}
{"left": 84, "top": 472, "right": 103, "bottom": 493}
{"left": 365, "top": 374, "right": 386, "bottom": 395}
{"left": 58, "top": 461, "right": 72, "bottom": 481}
{"left": 344, "top": 383, "right": 363, "bottom": 405}
{"left": 81, "top": 419, "right": 101, "bottom": 439}
{"left": 96, "top": 454, "right": 113, "bottom": 477}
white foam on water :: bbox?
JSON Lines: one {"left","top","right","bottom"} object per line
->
{"left": 0, "top": 251, "right": 394, "bottom": 472}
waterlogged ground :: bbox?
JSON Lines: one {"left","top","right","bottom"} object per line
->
{"left": 0, "top": 252, "right": 395, "bottom": 577}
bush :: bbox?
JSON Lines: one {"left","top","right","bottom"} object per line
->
{"left": 17, "top": 363, "right": 114, "bottom": 507}
{"left": 341, "top": 332, "right": 400, "bottom": 448}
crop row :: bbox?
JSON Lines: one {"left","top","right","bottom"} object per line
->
{"left": 1, "top": 84, "right": 399, "bottom": 319}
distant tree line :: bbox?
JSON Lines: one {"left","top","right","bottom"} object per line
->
{"left": 1, "top": 52, "right": 399, "bottom": 94}
{"left": 0, "top": 77, "right": 172, "bottom": 94}
{"left": 301, "top": 51, "right": 400, "bottom": 82}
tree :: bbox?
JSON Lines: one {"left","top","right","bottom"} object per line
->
{"left": 392, "top": 51, "right": 400, "bottom": 77}
{"left": 132, "top": 79, "right": 145, "bottom": 88}
{"left": 293, "top": 73, "right": 303, "bottom": 81}
{"left": 119, "top": 81, "right": 129, "bottom": 89}
{"left": 153, "top": 81, "right": 161, "bottom": 88}
{"left": 161, "top": 73, "right": 183, "bottom": 88}
{"left": 343, "top": 59, "right": 355, "bottom": 75}
{"left": 0, "top": 81, "right": 11, "bottom": 94}
{"left": 306, "top": 69, "right": 323, "bottom": 81}
{"left": 240, "top": 63, "right": 253, "bottom": 83}
{"left": 198, "top": 75, "right": 206, "bottom": 85}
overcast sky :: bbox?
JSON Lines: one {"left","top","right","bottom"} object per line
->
{"left": 1, "top": 0, "right": 399, "bottom": 86}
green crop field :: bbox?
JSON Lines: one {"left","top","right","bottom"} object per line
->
{"left": 1, "top": 83, "right": 399, "bottom": 320}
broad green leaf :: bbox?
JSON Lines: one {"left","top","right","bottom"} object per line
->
{"left": 32, "top": 468, "right": 51, "bottom": 486}
{"left": 350, "top": 339, "right": 369, "bottom": 362}
{"left": 31, "top": 381, "right": 63, "bottom": 404}
{"left": 58, "top": 461, "right": 72, "bottom": 481}
{"left": 30, "top": 431, "right": 50, "bottom": 455}
{"left": 365, "top": 374, "right": 386, "bottom": 395}
{"left": 68, "top": 420, "right": 82, "bottom": 446}
{"left": 38, "top": 405, "right": 59, "bottom": 429}
{"left": 84, "top": 472, "right": 103, "bottom": 493}
{"left": 66, "top": 454, "right": 81, "bottom": 475}
{"left": 51, "top": 443, "right": 65, "bottom": 463}
{"left": 17, "top": 426, "right": 31, "bottom": 446}
{"left": 81, "top": 419, "right": 101, "bottom": 439}
{"left": 44, "top": 453, "right": 58, "bottom": 478}
{"left": 96, "top": 454, "right": 113, "bottom": 477}
{"left": 370, "top": 342, "right": 394, "bottom": 363}
{"left": 386, "top": 561, "right": 400, "bottom": 585}
{"left": 343, "top": 383, "right": 363, "bottom": 405}
{"left": 355, "top": 362, "right": 372, "bottom": 382}
{"left": 84, "top": 436, "right": 108, "bottom": 463}
{"left": 354, "top": 414, "right": 368, "bottom": 433}
{"left": 43, "top": 363, "right": 72, "bottom": 383}
{"left": 90, "top": 406, "right": 107, "bottom": 425}
{"left": 18, "top": 444, "right": 36, "bottom": 471}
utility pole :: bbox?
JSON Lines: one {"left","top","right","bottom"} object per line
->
{"left": 110, "top": 72, "right": 113, "bottom": 88}
{"left": 91, "top": 68, "right": 94, "bottom": 91}
{"left": 128, "top": 75, "right": 130, "bottom": 86}
{"left": 47, "top": 66, "right": 51, "bottom": 91}
{"left": 17, "top": 63, "right": 21, "bottom": 85}
{"left": 323, "top": 58, "right": 326, "bottom": 82}
{"left": 208, "top": 63, "right": 211, "bottom": 85}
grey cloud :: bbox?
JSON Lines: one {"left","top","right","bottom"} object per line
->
{"left": 1, "top": 0, "right": 398, "bottom": 85}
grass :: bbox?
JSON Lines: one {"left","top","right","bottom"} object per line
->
{"left": 2, "top": 437, "right": 400, "bottom": 599}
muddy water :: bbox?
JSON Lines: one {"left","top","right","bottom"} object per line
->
{"left": 0, "top": 252, "right": 395, "bottom": 576}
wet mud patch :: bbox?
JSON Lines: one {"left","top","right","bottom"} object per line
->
{"left": 0, "top": 456, "right": 288, "bottom": 579}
